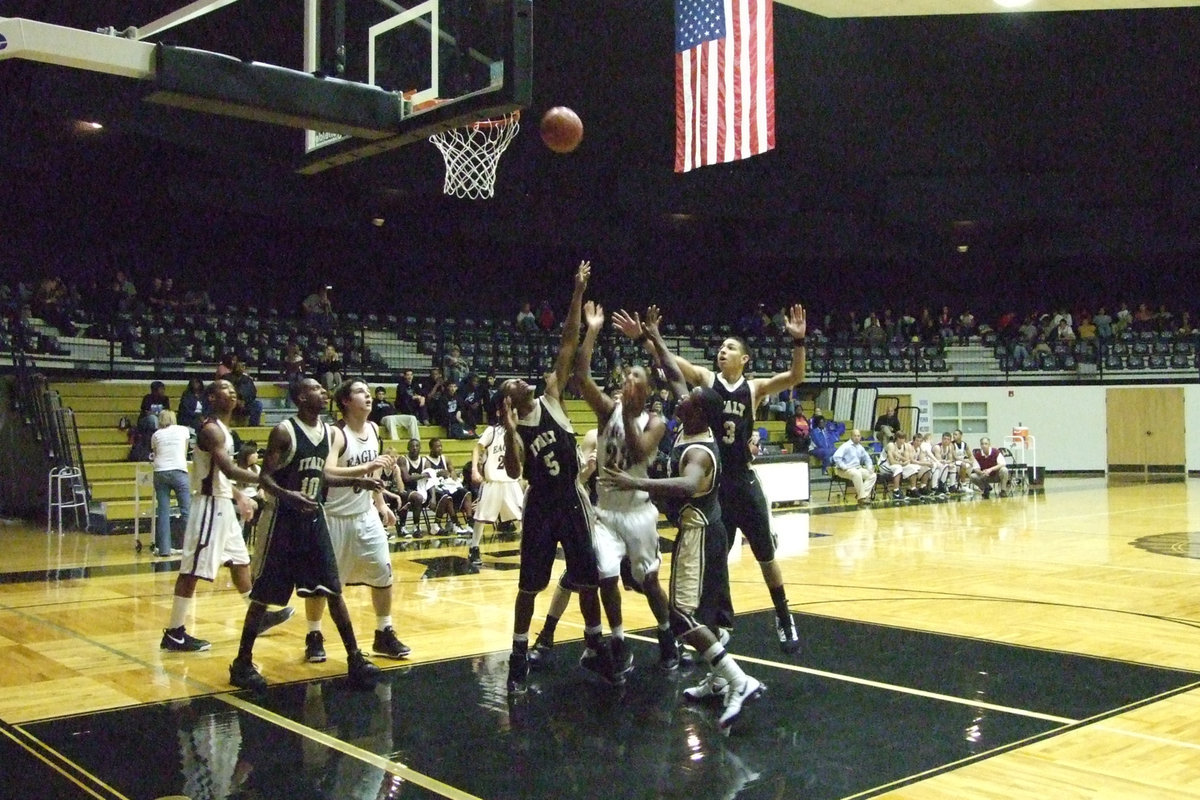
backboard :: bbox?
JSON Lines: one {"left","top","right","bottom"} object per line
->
{"left": 0, "top": 0, "right": 531, "bottom": 176}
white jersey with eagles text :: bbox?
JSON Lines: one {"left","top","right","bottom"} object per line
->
{"left": 477, "top": 425, "right": 519, "bottom": 484}
{"left": 190, "top": 418, "right": 235, "bottom": 499}
{"left": 596, "top": 400, "right": 652, "bottom": 513}
{"left": 323, "top": 421, "right": 381, "bottom": 517}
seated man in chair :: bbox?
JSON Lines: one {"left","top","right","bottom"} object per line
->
{"left": 830, "top": 429, "right": 876, "bottom": 506}
{"left": 970, "top": 437, "right": 1010, "bottom": 499}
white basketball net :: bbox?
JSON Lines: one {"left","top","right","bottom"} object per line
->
{"left": 429, "top": 112, "right": 520, "bottom": 200}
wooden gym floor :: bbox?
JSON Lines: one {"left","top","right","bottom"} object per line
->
{"left": 2, "top": 476, "right": 1200, "bottom": 798}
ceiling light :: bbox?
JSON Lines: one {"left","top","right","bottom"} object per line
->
{"left": 994, "top": 0, "right": 1033, "bottom": 8}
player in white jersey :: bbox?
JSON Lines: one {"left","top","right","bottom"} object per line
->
{"left": 304, "top": 380, "right": 410, "bottom": 662}
{"left": 160, "top": 379, "right": 292, "bottom": 653}
{"left": 572, "top": 300, "right": 680, "bottom": 672}
{"left": 467, "top": 395, "right": 524, "bottom": 568}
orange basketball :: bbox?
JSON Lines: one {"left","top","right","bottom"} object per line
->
{"left": 539, "top": 106, "right": 584, "bottom": 153}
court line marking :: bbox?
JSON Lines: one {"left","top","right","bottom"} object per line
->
{"left": 219, "top": 693, "right": 485, "bottom": 800}
{"left": 2, "top": 724, "right": 129, "bottom": 800}
{"left": 620, "top": 629, "right": 1075, "bottom": 724}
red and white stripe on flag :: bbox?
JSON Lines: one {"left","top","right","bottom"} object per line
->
{"left": 674, "top": 0, "right": 775, "bottom": 173}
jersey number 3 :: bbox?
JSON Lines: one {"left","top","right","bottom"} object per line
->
{"left": 722, "top": 420, "right": 737, "bottom": 446}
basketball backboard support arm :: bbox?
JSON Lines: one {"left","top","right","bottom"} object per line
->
{"left": 0, "top": 17, "right": 155, "bottom": 79}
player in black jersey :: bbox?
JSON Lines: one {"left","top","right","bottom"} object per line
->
{"left": 618, "top": 303, "right": 808, "bottom": 654}
{"left": 499, "top": 260, "right": 621, "bottom": 694}
{"left": 228, "top": 378, "right": 386, "bottom": 692}
{"left": 602, "top": 307, "right": 765, "bottom": 732}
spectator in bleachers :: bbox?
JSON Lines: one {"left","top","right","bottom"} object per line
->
{"left": 1093, "top": 307, "right": 1114, "bottom": 340}
{"left": 460, "top": 375, "right": 485, "bottom": 431}
{"left": 443, "top": 344, "right": 471, "bottom": 385}
{"left": 32, "top": 275, "right": 74, "bottom": 333}
{"left": 108, "top": 270, "right": 137, "bottom": 315}
{"left": 430, "top": 380, "right": 473, "bottom": 439}
{"left": 229, "top": 357, "right": 264, "bottom": 426}
{"left": 1114, "top": 301, "right": 1132, "bottom": 333}
{"left": 1055, "top": 318, "right": 1076, "bottom": 342}
{"left": 956, "top": 310, "right": 976, "bottom": 344}
{"left": 177, "top": 377, "right": 208, "bottom": 431}
{"left": 1177, "top": 312, "right": 1194, "bottom": 336}
{"left": 1077, "top": 315, "right": 1097, "bottom": 340}
{"left": 516, "top": 301, "right": 537, "bottom": 333}
{"left": 140, "top": 380, "right": 172, "bottom": 417}
{"left": 1132, "top": 302, "right": 1155, "bottom": 332}
{"left": 371, "top": 386, "right": 420, "bottom": 442}
{"left": 536, "top": 300, "right": 556, "bottom": 331}
{"left": 831, "top": 429, "right": 876, "bottom": 506}
{"left": 916, "top": 308, "right": 936, "bottom": 342}
{"left": 317, "top": 343, "right": 343, "bottom": 390}
{"left": 147, "top": 277, "right": 172, "bottom": 311}
{"left": 302, "top": 285, "right": 334, "bottom": 329}
{"left": 395, "top": 369, "right": 427, "bottom": 423}
{"left": 970, "top": 437, "right": 1010, "bottom": 498}
{"left": 282, "top": 341, "right": 305, "bottom": 388}
{"left": 864, "top": 315, "right": 887, "bottom": 345}
{"left": 1156, "top": 304, "right": 1174, "bottom": 334}
{"left": 417, "top": 367, "right": 446, "bottom": 418}
{"left": 150, "top": 409, "right": 191, "bottom": 557}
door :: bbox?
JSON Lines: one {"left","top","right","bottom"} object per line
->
{"left": 1106, "top": 387, "right": 1185, "bottom": 474}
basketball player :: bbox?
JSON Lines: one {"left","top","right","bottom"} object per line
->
{"left": 616, "top": 303, "right": 808, "bottom": 654}
{"left": 160, "top": 379, "right": 292, "bottom": 653}
{"left": 573, "top": 299, "right": 679, "bottom": 672}
{"left": 228, "top": 378, "right": 384, "bottom": 692}
{"left": 500, "top": 260, "right": 620, "bottom": 693}
{"left": 395, "top": 438, "right": 432, "bottom": 536}
{"left": 303, "top": 379, "right": 411, "bottom": 664}
{"left": 425, "top": 438, "right": 473, "bottom": 534}
{"left": 467, "top": 394, "right": 524, "bottom": 568}
{"left": 602, "top": 308, "right": 765, "bottom": 731}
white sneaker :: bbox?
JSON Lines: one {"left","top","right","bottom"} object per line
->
{"left": 718, "top": 675, "right": 765, "bottom": 730}
{"left": 683, "top": 672, "right": 729, "bottom": 702}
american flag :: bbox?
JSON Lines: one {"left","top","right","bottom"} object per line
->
{"left": 675, "top": 0, "right": 775, "bottom": 173}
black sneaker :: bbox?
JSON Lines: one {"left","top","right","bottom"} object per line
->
{"left": 776, "top": 613, "right": 801, "bottom": 655}
{"left": 305, "top": 630, "right": 327, "bottom": 663}
{"left": 580, "top": 641, "right": 624, "bottom": 687}
{"left": 611, "top": 637, "right": 634, "bottom": 678}
{"left": 507, "top": 650, "right": 530, "bottom": 694}
{"left": 657, "top": 627, "right": 680, "bottom": 672}
{"left": 468, "top": 546, "right": 482, "bottom": 567}
{"left": 229, "top": 655, "right": 267, "bottom": 693}
{"left": 161, "top": 626, "right": 210, "bottom": 652}
{"left": 528, "top": 632, "right": 554, "bottom": 669}
{"left": 373, "top": 627, "right": 412, "bottom": 659}
{"left": 257, "top": 606, "right": 295, "bottom": 635}
{"left": 347, "top": 649, "right": 382, "bottom": 687}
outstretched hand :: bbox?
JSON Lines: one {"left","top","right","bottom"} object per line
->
{"left": 583, "top": 300, "right": 605, "bottom": 332}
{"left": 643, "top": 305, "right": 663, "bottom": 338}
{"left": 784, "top": 304, "right": 807, "bottom": 339}
{"left": 575, "top": 260, "right": 592, "bottom": 292}
{"left": 598, "top": 466, "right": 638, "bottom": 491}
{"left": 612, "top": 309, "right": 643, "bottom": 340}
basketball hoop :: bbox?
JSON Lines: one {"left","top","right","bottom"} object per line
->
{"left": 429, "top": 111, "right": 520, "bottom": 200}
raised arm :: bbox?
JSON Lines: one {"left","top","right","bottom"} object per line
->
{"left": 749, "top": 303, "right": 808, "bottom": 401}
{"left": 613, "top": 306, "right": 713, "bottom": 388}
{"left": 636, "top": 306, "right": 689, "bottom": 402}
{"left": 500, "top": 396, "right": 523, "bottom": 479}
{"left": 548, "top": 260, "right": 591, "bottom": 400}
{"left": 575, "top": 300, "right": 615, "bottom": 419}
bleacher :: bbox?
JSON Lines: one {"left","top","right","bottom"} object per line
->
{"left": 53, "top": 380, "right": 637, "bottom": 524}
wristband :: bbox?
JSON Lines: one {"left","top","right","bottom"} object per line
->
{"left": 634, "top": 333, "right": 648, "bottom": 345}
{"left": 792, "top": 337, "right": 807, "bottom": 346}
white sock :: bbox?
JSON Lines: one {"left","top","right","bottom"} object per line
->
{"left": 611, "top": 625, "right": 624, "bottom": 640}
{"left": 168, "top": 596, "right": 192, "bottom": 630}
{"left": 307, "top": 618, "right": 322, "bottom": 633}
{"left": 470, "top": 522, "right": 485, "bottom": 547}
{"left": 376, "top": 616, "right": 392, "bottom": 632}
{"left": 241, "top": 591, "right": 252, "bottom": 604}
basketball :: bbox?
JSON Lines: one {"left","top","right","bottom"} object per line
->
{"left": 539, "top": 106, "right": 584, "bottom": 154}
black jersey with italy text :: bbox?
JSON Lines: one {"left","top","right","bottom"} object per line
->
{"left": 667, "top": 434, "right": 722, "bottom": 525}
{"left": 271, "top": 418, "right": 330, "bottom": 501}
{"left": 516, "top": 396, "right": 580, "bottom": 495}
{"left": 710, "top": 375, "right": 754, "bottom": 474}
